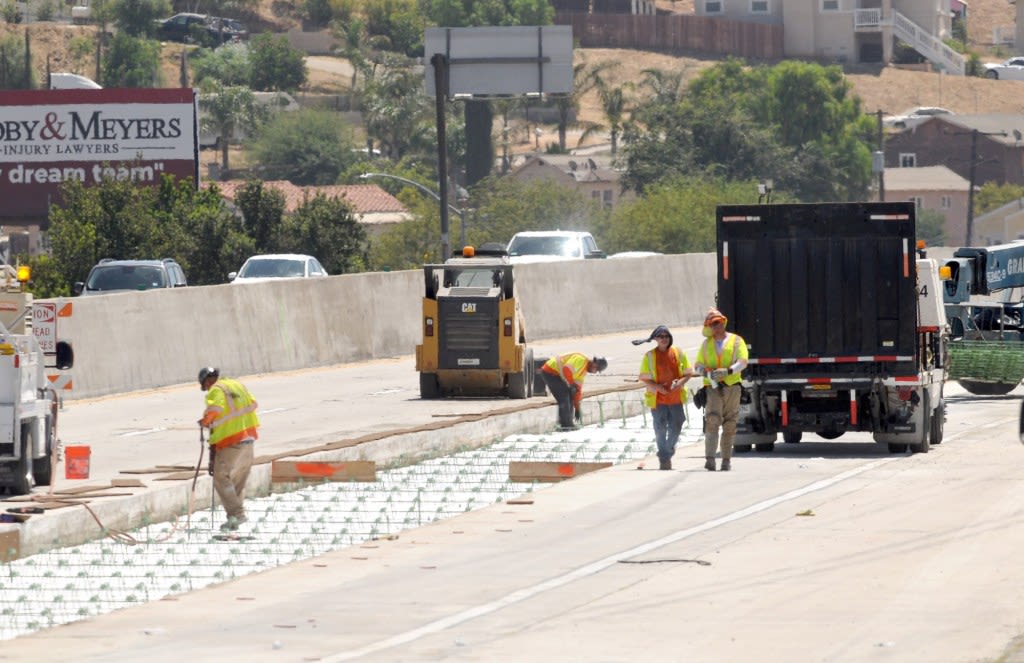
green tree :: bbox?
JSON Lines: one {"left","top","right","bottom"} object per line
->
{"left": 974, "top": 181, "right": 1024, "bottom": 215}
{"left": 199, "top": 82, "right": 267, "bottom": 170}
{"left": 111, "top": 0, "right": 169, "bottom": 37}
{"left": 249, "top": 108, "right": 357, "bottom": 185}
{"left": 103, "top": 32, "right": 159, "bottom": 87}
{"left": 279, "top": 193, "right": 368, "bottom": 274}
{"left": 361, "top": 53, "right": 434, "bottom": 160}
{"left": 917, "top": 208, "right": 946, "bottom": 247}
{"left": 190, "top": 41, "right": 251, "bottom": 86}
{"left": 0, "top": 32, "right": 31, "bottom": 89}
{"left": 363, "top": 0, "right": 422, "bottom": 56}
{"left": 602, "top": 176, "right": 760, "bottom": 255}
{"left": 248, "top": 32, "right": 307, "bottom": 91}
{"left": 234, "top": 180, "right": 287, "bottom": 253}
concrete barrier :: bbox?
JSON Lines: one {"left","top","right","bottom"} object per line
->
{"left": 47, "top": 254, "right": 716, "bottom": 399}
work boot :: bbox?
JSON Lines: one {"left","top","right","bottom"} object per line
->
{"left": 659, "top": 458, "right": 671, "bottom": 471}
{"left": 704, "top": 458, "right": 716, "bottom": 472}
{"left": 720, "top": 459, "right": 732, "bottom": 472}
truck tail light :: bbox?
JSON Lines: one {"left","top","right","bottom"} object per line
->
{"left": 425, "top": 318, "right": 434, "bottom": 337}
{"left": 503, "top": 318, "right": 512, "bottom": 337}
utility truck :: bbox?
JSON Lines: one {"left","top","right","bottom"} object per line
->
{"left": 942, "top": 241, "right": 1024, "bottom": 395}
{"left": 415, "top": 244, "right": 536, "bottom": 399}
{"left": 0, "top": 267, "right": 74, "bottom": 495}
{"left": 716, "top": 202, "right": 947, "bottom": 454}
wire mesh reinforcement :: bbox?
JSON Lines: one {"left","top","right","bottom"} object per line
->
{"left": 0, "top": 407, "right": 703, "bottom": 641}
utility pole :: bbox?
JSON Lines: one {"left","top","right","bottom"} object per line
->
{"left": 953, "top": 127, "right": 1007, "bottom": 246}
{"left": 876, "top": 109, "right": 885, "bottom": 201}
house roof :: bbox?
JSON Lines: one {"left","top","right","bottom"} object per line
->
{"left": 510, "top": 154, "right": 622, "bottom": 183}
{"left": 882, "top": 165, "right": 971, "bottom": 191}
{"left": 930, "top": 114, "right": 1024, "bottom": 146}
{"left": 209, "top": 181, "right": 409, "bottom": 217}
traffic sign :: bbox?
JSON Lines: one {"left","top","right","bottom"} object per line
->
{"left": 33, "top": 302, "right": 57, "bottom": 355}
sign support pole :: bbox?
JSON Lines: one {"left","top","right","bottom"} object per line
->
{"left": 431, "top": 52, "right": 451, "bottom": 262}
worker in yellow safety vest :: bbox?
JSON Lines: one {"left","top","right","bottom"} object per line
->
{"left": 540, "top": 353, "right": 608, "bottom": 429}
{"left": 198, "top": 367, "right": 260, "bottom": 531}
{"left": 694, "top": 308, "right": 748, "bottom": 472}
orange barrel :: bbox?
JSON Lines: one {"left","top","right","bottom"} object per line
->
{"left": 64, "top": 445, "right": 91, "bottom": 480}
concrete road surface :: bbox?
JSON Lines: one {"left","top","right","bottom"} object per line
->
{"left": 3, "top": 328, "right": 1024, "bottom": 662}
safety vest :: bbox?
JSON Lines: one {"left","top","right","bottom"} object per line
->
{"left": 697, "top": 333, "right": 747, "bottom": 386}
{"left": 204, "top": 378, "right": 260, "bottom": 447}
{"left": 640, "top": 346, "right": 690, "bottom": 408}
{"left": 543, "top": 352, "right": 590, "bottom": 404}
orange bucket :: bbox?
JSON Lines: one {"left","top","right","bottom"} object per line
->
{"left": 64, "top": 445, "right": 91, "bottom": 480}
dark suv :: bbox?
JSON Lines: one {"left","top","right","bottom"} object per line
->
{"left": 74, "top": 259, "right": 188, "bottom": 296}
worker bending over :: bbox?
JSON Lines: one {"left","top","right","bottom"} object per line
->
{"left": 541, "top": 353, "right": 608, "bottom": 430}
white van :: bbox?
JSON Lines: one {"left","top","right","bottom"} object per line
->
{"left": 49, "top": 73, "right": 102, "bottom": 89}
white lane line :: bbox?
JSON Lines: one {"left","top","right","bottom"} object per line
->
{"left": 119, "top": 427, "right": 167, "bottom": 437}
{"left": 321, "top": 456, "right": 898, "bottom": 662}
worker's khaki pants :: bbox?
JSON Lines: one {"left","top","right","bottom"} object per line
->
{"left": 213, "top": 441, "right": 253, "bottom": 520}
{"left": 704, "top": 384, "right": 741, "bottom": 460}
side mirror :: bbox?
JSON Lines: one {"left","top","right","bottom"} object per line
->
{"left": 55, "top": 341, "right": 73, "bottom": 370}
{"left": 227, "top": 272, "right": 237, "bottom": 282}
{"left": 72, "top": 282, "right": 85, "bottom": 296}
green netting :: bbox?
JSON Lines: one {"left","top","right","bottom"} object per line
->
{"left": 948, "top": 340, "right": 1024, "bottom": 382}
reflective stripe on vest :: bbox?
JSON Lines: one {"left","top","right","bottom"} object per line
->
{"left": 206, "top": 378, "right": 259, "bottom": 446}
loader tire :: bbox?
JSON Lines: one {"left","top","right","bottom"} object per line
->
{"left": 31, "top": 418, "right": 53, "bottom": 486}
{"left": 910, "top": 392, "right": 931, "bottom": 454}
{"left": 419, "top": 373, "right": 440, "bottom": 399}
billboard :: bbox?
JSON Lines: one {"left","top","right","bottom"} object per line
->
{"left": 0, "top": 88, "right": 199, "bottom": 218}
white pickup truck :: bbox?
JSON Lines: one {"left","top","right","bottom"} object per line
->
{"left": 506, "top": 230, "right": 605, "bottom": 264}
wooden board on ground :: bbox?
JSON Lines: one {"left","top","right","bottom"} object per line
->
{"left": 120, "top": 465, "right": 194, "bottom": 474}
{"left": 111, "top": 478, "right": 146, "bottom": 488}
{"left": 508, "top": 461, "right": 613, "bottom": 483}
{"left": 271, "top": 460, "right": 377, "bottom": 483}
{"left": 154, "top": 471, "right": 199, "bottom": 481}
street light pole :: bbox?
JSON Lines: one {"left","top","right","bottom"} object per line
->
{"left": 359, "top": 172, "right": 466, "bottom": 260}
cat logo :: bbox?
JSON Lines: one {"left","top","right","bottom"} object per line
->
{"left": 461, "top": 302, "right": 476, "bottom": 313}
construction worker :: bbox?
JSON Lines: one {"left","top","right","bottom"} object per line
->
{"left": 541, "top": 353, "right": 608, "bottom": 429}
{"left": 637, "top": 325, "right": 695, "bottom": 470}
{"left": 198, "top": 367, "right": 260, "bottom": 531}
{"left": 694, "top": 308, "right": 748, "bottom": 472}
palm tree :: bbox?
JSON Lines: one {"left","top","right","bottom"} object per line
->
{"left": 554, "top": 59, "right": 618, "bottom": 152}
{"left": 199, "top": 83, "right": 266, "bottom": 171}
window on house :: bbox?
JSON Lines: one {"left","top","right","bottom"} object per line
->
{"left": 940, "top": 195, "right": 952, "bottom": 209}
{"left": 899, "top": 153, "right": 917, "bottom": 168}
{"left": 751, "top": 0, "right": 768, "bottom": 12}
{"left": 603, "top": 190, "right": 613, "bottom": 207}
{"left": 591, "top": 191, "right": 601, "bottom": 200}
{"left": 909, "top": 196, "right": 923, "bottom": 209}
{"left": 705, "top": 0, "right": 723, "bottom": 13}
{"left": 821, "top": 0, "right": 838, "bottom": 10}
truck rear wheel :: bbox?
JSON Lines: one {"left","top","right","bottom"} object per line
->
{"left": 419, "top": 373, "right": 440, "bottom": 399}
{"left": 9, "top": 426, "right": 35, "bottom": 496}
{"left": 31, "top": 419, "right": 53, "bottom": 486}
{"left": 910, "top": 392, "right": 931, "bottom": 454}
{"left": 783, "top": 431, "right": 803, "bottom": 444}
{"left": 930, "top": 398, "right": 945, "bottom": 445}
{"left": 755, "top": 442, "right": 775, "bottom": 452}
{"left": 888, "top": 443, "right": 908, "bottom": 454}
{"left": 958, "top": 380, "right": 1018, "bottom": 396}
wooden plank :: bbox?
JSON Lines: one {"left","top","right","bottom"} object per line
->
{"left": 154, "top": 471, "right": 199, "bottom": 481}
{"left": 271, "top": 460, "right": 377, "bottom": 483}
{"left": 508, "top": 461, "right": 612, "bottom": 483}
{"left": 0, "top": 528, "right": 19, "bottom": 562}
{"left": 111, "top": 478, "right": 146, "bottom": 488}
{"left": 54, "top": 484, "right": 111, "bottom": 495}
{"left": 120, "top": 465, "right": 195, "bottom": 474}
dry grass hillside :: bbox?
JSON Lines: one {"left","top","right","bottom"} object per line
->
{"left": 3, "top": 0, "right": 1024, "bottom": 139}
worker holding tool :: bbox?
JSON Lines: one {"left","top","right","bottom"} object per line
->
{"left": 694, "top": 308, "right": 748, "bottom": 472}
{"left": 198, "top": 367, "right": 260, "bottom": 531}
{"left": 540, "top": 353, "right": 608, "bottom": 430}
{"left": 636, "top": 325, "right": 694, "bottom": 470}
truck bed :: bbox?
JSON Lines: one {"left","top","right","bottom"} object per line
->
{"left": 716, "top": 203, "right": 918, "bottom": 373}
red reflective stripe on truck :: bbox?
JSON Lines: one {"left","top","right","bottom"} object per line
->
{"left": 722, "top": 241, "right": 729, "bottom": 281}
{"left": 781, "top": 390, "right": 789, "bottom": 426}
{"left": 849, "top": 390, "right": 857, "bottom": 425}
{"left": 903, "top": 238, "right": 909, "bottom": 277}
{"left": 807, "top": 377, "right": 831, "bottom": 385}
{"left": 750, "top": 355, "right": 913, "bottom": 365}
{"left": 918, "top": 326, "right": 939, "bottom": 332}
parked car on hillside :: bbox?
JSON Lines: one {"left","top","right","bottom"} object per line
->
{"left": 882, "top": 106, "right": 953, "bottom": 130}
{"left": 74, "top": 259, "right": 187, "bottom": 296}
{"left": 155, "top": 13, "right": 247, "bottom": 45}
{"left": 983, "top": 57, "right": 1024, "bottom": 80}
{"left": 228, "top": 254, "right": 328, "bottom": 283}
{"left": 506, "top": 231, "right": 605, "bottom": 264}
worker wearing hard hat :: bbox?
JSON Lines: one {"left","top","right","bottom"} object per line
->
{"left": 540, "top": 353, "right": 608, "bottom": 430}
{"left": 694, "top": 308, "right": 748, "bottom": 472}
{"left": 198, "top": 367, "right": 260, "bottom": 531}
{"left": 637, "top": 325, "right": 695, "bottom": 471}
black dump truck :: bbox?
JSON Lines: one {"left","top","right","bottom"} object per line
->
{"left": 715, "top": 202, "right": 947, "bottom": 454}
